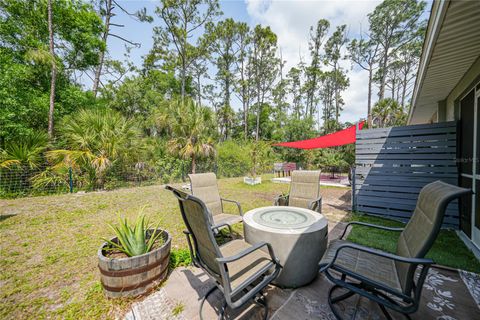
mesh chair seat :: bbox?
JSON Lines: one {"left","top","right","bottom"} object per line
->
{"left": 319, "top": 181, "right": 471, "bottom": 319}
{"left": 320, "top": 239, "right": 402, "bottom": 292}
{"left": 189, "top": 173, "right": 243, "bottom": 231}
{"left": 275, "top": 170, "right": 322, "bottom": 213}
{"left": 213, "top": 214, "right": 243, "bottom": 227}
{"left": 220, "top": 240, "right": 274, "bottom": 291}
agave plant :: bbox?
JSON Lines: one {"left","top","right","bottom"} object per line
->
{"left": 103, "top": 214, "right": 164, "bottom": 257}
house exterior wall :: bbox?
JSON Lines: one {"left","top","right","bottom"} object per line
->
{"left": 445, "top": 56, "right": 480, "bottom": 121}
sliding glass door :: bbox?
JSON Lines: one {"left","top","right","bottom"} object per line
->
{"left": 459, "top": 83, "right": 480, "bottom": 249}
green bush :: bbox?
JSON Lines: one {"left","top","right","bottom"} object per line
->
{"left": 169, "top": 248, "right": 192, "bottom": 269}
{"left": 217, "top": 140, "right": 251, "bottom": 178}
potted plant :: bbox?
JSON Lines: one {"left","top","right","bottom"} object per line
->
{"left": 98, "top": 214, "right": 171, "bottom": 298}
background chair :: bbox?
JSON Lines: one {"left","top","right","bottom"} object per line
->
{"left": 319, "top": 180, "right": 470, "bottom": 319}
{"left": 274, "top": 170, "right": 322, "bottom": 213}
{"left": 166, "top": 185, "right": 281, "bottom": 320}
{"left": 189, "top": 173, "right": 243, "bottom": 233}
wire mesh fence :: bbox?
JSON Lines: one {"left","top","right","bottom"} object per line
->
{"left": 0, "top": 160, "right": 217, "bottom": 199}
{"left": 0, "top": 159, "right": 347, "bottom": 199}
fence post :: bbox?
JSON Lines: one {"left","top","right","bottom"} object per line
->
{"left": 69, "top": 167, "right": 73, "bottom": 193}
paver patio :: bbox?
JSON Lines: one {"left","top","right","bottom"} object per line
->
{"left": 124, "top": 221, "right": 480, "bottom": 320}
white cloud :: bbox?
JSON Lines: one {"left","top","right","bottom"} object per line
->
{"left": 245, "top": 0, "right": 382, "bottom": 123}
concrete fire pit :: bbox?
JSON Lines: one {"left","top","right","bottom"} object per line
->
{"left": 243, "top": 206, "right": 328, "bottom": 288}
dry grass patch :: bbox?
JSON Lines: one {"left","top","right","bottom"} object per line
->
{"left": 0, "top": 175, "right": 350, "bottom": 319}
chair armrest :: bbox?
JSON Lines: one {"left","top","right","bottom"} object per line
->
{"left": 339, "top": 221, "right": 404, "bottom": 240}
{"left": 221, "top": 198, "right": 243, "bottom": 216}
{"left": 217, "top": 241, "right": 280, "bottom": 266}
{"left": 308, "top": 196, "right": 322, "bottom": 212}
{"left": 320, "top": 242, "right": 433, "bottom": 272}
{"left": 274, "top": 194, "right": 289, "bottom": 206}
{"left": 211, "top": 222, "right": 233, "bottom": 234}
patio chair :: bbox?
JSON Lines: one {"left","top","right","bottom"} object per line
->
{"left": 166, "top": 185, "right": 281, "bottom": 320}
{"left": 319, "top": 180, "right": 470, "bottom": 319}
{"left": 274, "top": 170, "right": 322, "bottom": 213}
{"left": 189, "top": 173, "right": 243, "bottom": 233}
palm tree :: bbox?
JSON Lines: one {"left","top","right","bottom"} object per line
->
{"left": 0, "top": 132, "right": 48, "bottom": 169}
{"left": 0, "top": 132, "right": 49, "bottom": 194}
{"left": 157, "top": 99, "right": 216, "bottom": 174}
{"left": 372, "top": 98, "right": 407, "bottom": 128}
{"left": 47, "top": 108, "right": 138, "bottom": 189}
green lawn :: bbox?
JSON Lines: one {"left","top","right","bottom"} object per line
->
{"left": 347, "top": 213, "right": 480, "bottom": 273}
{"left": 0, "top": 176, "right": 477, "bottom": 319}
{"left": 0, "top": 175, "right": 294, "bottom": 319}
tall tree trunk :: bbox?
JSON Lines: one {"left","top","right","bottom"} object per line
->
{"left": 224, "top": 72, "right": 230, "bottom": 140}
{"left": 92, "top": 0, "right": 112, "bottom": 97}
{"left": 243, "top": 91, "right": 248, "bottom": 139}
{"left": 181, "top": 62, "right": 186, "bottom": 103}
{"left": 240, "top": 58, "right": 248, "bottom": 139}
{"left": 378, "top": 52, "right": 388, "bottom": 100}
{"left": 255, "top": 98, "right": 261, "bottom": 141}
{"left": 47, "top": 0, "right": 56, "bottom": 140}
{"left": 191, "top": 154, "right": 196, "bottom": 174}
{"left": 391, "top": 75, "right": 395, "bottom": 101}
{"left": 401, "top": 71, "right": 407, "bottom": 107}
{"left": 334, "top": 64, "right": 339, "bottom": 125}
{"left": 367, "top": 67, "right": 373, "bottom": 128}
{"left": 255, "top": 46, "right": 260, "bottom": 141}
{"left": 180, "top": 20, "right": 187, "bottom": 104}
{"left": 196, "top": 72, "right": 202, "bottom": 107}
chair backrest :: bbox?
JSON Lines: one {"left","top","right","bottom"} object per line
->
{"left": 395, "top": 180, "right": 470, "bottom": 295}
{"left": 288, "top": 170, "right": 321, "bottom": 209}
{"left": 166, "top": 185, "right": 222, "bottom": 276}
{"left": 189, "top": 172, "right": 222, "bottom": 216}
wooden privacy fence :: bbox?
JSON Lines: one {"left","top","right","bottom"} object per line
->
{"left": 352, "top": 121, "right": 459, "bottom": 228}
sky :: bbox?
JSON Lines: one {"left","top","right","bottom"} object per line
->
{"left": 101, "top": 0, "right": 432, "bottom": 125}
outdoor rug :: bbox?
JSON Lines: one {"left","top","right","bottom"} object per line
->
{"left": 124, "top": 265, "right": 480, "bottom": 320}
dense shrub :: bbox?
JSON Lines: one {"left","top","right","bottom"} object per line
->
{"left": 217, "top": 140, "right": 278, "bottom": 178}
{"left": 216, "top": 141, "right": 250, "bottom": 177}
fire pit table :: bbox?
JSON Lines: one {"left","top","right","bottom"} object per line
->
{"left": 243, "top": 206, "right": 328, "bottom": 288}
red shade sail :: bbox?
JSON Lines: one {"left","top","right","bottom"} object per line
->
{"left": 273, "top": 121, "right": 365, "bottom": 149}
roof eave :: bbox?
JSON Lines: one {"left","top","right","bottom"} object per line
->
{"left": 408, "top": 0, "right": 450, "bottom": 124}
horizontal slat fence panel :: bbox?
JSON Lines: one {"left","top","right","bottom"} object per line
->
{"left": 353, "top": 121, "right": 459, "bottom": 229}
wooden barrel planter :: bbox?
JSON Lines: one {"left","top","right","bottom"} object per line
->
{"left": 98, "top": 229, "right": 171, "bottom": 298}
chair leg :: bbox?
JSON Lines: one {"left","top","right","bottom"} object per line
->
{"left": 330, "top": 286, "right": 356, "bottom": 304}
{"left": 328, "top": 280, "right": 414, "bottom": 320}
{"left": 200, "top": 286, "right": 219, "bottom": 320}
{"left": 377, "top": 302, "right": 393, "bottom": 320}
{"left": 253, "top": 291, "right": 269, "bottom": 320}
{"left": 328, "top": 284, "right": 352, "bottom": 320}
{"left": 218, "top": 300, "right": 227, "bottom": 320}
{"left": 373, "top": 289, "right": 412, "bottom": 320}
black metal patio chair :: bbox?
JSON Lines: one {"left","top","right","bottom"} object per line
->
{"left": 166, "top": 185, "right": 282, "bottom": 320}
{"left": 319, "top": 180, "right": 470, "bottom": 319}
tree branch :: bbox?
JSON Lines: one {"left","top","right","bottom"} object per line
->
{"left": 108, "top": 33, "right": 141, "bottom": 47}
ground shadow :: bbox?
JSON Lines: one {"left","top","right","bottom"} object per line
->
{"left": 0, "top": 214, "right": 16, "bottom": 222}
{"left": 181, "top": 268, "right": 264, "bottom": 319}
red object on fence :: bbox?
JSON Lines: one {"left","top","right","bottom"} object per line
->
{"left": 273, "top": 121, "right": 365, "bottom": 149}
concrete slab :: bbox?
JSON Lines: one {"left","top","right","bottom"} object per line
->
{"left": 124, "top": 221, "right": 480, "bottom": 320}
